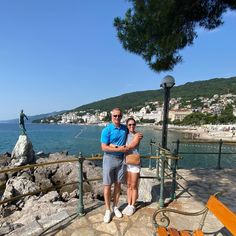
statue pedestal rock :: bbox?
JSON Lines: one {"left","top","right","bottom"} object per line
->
{"left": 11, "top": 135, "right": 35, "bottom": 166}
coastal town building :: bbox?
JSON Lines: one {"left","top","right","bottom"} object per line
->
{"left": 38, "top": 93, "right": 236, "bottom": 124}
{"left": 169, "top": 109, "right": 192, "bottom": 122}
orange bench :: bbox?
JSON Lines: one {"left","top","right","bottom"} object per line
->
{"left": 153, "top": 194, "right": 236, "bottom": 236}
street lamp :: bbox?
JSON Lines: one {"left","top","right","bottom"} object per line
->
{"left": 160, "top": 75, "right": 175, "bottom": 149}
{"left": 159, "top": 75, "right": 175, "bottom": 208}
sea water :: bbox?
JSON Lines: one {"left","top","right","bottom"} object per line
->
{"left": 0, "top": 123, "right": 236, "bottom": 168}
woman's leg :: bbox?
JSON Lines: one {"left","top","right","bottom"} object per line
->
{"left": 129, "top": 172, "right": 140, "bottom": 206}
{"left": 126, "top": 171, "right": 132, "bottom": 205}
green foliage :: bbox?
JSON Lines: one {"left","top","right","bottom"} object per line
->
{"left": 34, "top": 76, "right": 236, "bottom": 124}
{"left": 181, "top": 112, "right": 207, "bottom": 125}
{"left": 218, "top": 104, "right": 236, "bottom": 124}
{"left": 180, "top": 104, "right": 236, "bottom": 125}
{"left": 72, "top": 76, "right": 236, "bottom": 114}
{"left": 191, "top": 99, "right": 203, "bottom": 108}
{"left": 114, "top": 0, "right": 236, "bottom": 72}
{"left": 102, "top": 113, "right": 111, "bottom": 122}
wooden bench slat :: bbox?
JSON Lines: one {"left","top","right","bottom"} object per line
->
{"left": 168, "top": 228, "right": 180, "bottom": 236}
{"left": 157, "top": 226, "right": 169, "bottom": 236}
{"left": 180, "top": 230, "right": 191, "bottom": 236}
{"left": 206, "top": 195, "right": 236, "bottom": 235}
{"left": 193, "top": 230, "right": 204, "bottom": 236}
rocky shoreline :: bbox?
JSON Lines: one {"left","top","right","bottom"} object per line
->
{"left": 0, "top": 135, "right": 111, "bottom": 236}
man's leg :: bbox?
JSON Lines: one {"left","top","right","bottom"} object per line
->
{"left": 113, "top": 182, "right": 121, "bottom": 207}
{"left": 102, "top": 153, "right": 111, "bottom": 223}
{"left": 104, "top": 185, "right": 111, "bottom": 210}
{"left": 112, "top": 181, "right": 122, "bottom": 218}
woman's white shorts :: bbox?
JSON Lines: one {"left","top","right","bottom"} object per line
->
{"left": 126, "top": 164, "right": 141, "bottom": 173}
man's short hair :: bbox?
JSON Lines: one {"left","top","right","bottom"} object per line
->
{"left": 111, "top": 108, "right": 122, "bottom": 115}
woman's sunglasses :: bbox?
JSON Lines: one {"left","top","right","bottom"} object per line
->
{"left": 128, "top": 123, "right": 136, "bottom": 126}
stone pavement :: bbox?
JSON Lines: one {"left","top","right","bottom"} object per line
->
{"left": 52, "top": 168, "right": 235, "bottom": 236}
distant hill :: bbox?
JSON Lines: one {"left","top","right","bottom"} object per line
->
{"left": 32, "top": 76, "right": 236, "bottom": 122}
{"left": 70, "top": 76, "right": 236, "bottom": 113}
{"left": 1, "top": 111, "right": 66, "bottom": 123}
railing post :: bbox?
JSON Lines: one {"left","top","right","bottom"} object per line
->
{"left": 149, "top": 139, "right": 153, "bottom": 170}
{"left": 156, "top": 147, "right": 160, "bottom": 178}
{"left": 217, "top": 139, "right": 223, "bottom": 169}
{"left": 175, "top": 139, "right": 180, "bottom": 169}
{"left": 170, "top": 149, "right": 178, "bottom": 200}
{"left": 159, "top": 150, "right": 165, "bottom": 208}
{"left": 77, "top": 152, "right": 85, "bottom": 216}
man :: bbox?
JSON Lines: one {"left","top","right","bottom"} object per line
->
{"left": 19, "top": 109, "right": 28, "bottom": 135}
{"left": 100, "top": 108, "right": 130, "bottom": 223}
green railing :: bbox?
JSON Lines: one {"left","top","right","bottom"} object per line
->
{"left": 172, "top": 139, "right": 236, "bottom": 169}
{"left": 2, "top": 139, "right": 236, "bottom": 235}
{"left": 0, "top": 146, "right": 180, "bottom": 219}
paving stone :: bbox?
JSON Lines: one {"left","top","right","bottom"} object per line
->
{"left": 88, "top": 213, "right": 104, "bottom": 223}
{"left": 92, "top": 221, "right": 118, "bottom": 235}
{"left": 55, "top": 168, "right": 236, "bottom": 236}
{"left": 70, "top": 216, "right": 89, "bottom": 228}
{"left": 124, "top": 225, "right": 154, "bottom": 236}
{"left": 71, "top": 228, "right": 95, "bottom": 236}
{"left": 118, "top": 221, "right": 129, "bottom": 235}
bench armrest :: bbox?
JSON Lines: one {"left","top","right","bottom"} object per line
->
{"left": 152, "top": 206, "right": 208, "bottom": 229}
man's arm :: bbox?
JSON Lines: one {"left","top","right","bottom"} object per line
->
{"left": 101, "top": 143, "right": 130, "bottom": 153}
{"left": 24, "top": 114, "right": 28, "bottom": 120}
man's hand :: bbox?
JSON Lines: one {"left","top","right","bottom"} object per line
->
{"left": 117, "top": 145, "right": 130, "bottom": 153}
{"left": 102, "top": 143, "right": 130, "bottom": 153}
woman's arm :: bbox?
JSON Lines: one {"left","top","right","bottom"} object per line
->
{"left": 126, "top": 133, "right": 143, "bottom": 149}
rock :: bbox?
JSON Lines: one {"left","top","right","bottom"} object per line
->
{"left": 4, "top": 152, "right": 11, "bottom": 157}
{"left": 34, "top": 164, "right": 54, "bottom": 190}
{"left": 11, "top": 135, "right": 35, "bottom": 166}
{"left": 36, "top": 151, "right": 44, "bottom": 156}
{"left": 8, "top": 220, "right": 43, "bottom": 236}
{"left": 38, "top": 191, "right": 60, "bottom": 203}
{"left": 37, "top": 210, "right": 69, "bottom": 229}
{"left": 0, "top": 151, "right": 104, "bottom": 234}
{"left": 0, "top": 221, "right": 23, "bottom": 235}
{"left": 0, "top": 172, "right": 7, "bottom": 188}
{"left": 1, "top": 176, "right": 40, "bottom": 205}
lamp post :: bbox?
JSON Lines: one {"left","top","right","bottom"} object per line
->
{"left": 161, "top": 75, "right": 175, "bottom": 149}
{"left": 159, "top": 75, "right": 175, "bottom": 208}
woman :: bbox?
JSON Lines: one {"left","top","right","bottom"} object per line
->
{"left": 122, "top": 117, "right": 142, "bottom": 216}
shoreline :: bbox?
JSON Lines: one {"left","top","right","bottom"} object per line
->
{"left": 167, "top": 124, "right": 236, "bottom": 142}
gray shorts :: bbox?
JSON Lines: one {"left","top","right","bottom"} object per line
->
{"left": 103, "top": 153, "right": 126, "bottom": 185}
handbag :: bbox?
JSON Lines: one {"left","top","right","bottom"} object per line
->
{"left": 125, "top": 153, "right": 141, "bottom": 165}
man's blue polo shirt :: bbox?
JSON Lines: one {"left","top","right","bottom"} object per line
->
{"left": 101, "top": 123, "right": 128, "bottom": 157}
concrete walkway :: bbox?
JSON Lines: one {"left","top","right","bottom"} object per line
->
{"left": 53, "top": 168, "right": 236, "bottom": 236}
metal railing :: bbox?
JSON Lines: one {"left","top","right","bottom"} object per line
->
{"left": 0, "top": 146, "right": 180, "bottom": 218}
{"left": 5, "top": 137, "right": 234, "bottom": 217}
{"left": 172, "top": 139, "right": 236, "bottom": 169}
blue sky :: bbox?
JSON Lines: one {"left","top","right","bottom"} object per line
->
{"left": 0, "top": 1, "right": 235, "bottom": 120}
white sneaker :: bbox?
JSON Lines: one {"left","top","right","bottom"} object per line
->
{"left": 104, "top": 210, "right": 112, "bottom": 223}
{"left": 122, "top": 205, "right": 130, "bottom": 215}
{"left": 126, "top": 205, "right": 135, "bottom": 216}
{"left": 113, "top": 206, "right": 122, "bottom": 218}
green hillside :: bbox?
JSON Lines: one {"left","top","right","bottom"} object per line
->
{"left": 72, "top": 76, "right": 236, "bottom": 113}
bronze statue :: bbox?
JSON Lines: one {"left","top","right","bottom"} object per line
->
{"left": 19, "top": 109, "right": 28, "bottom": 135}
